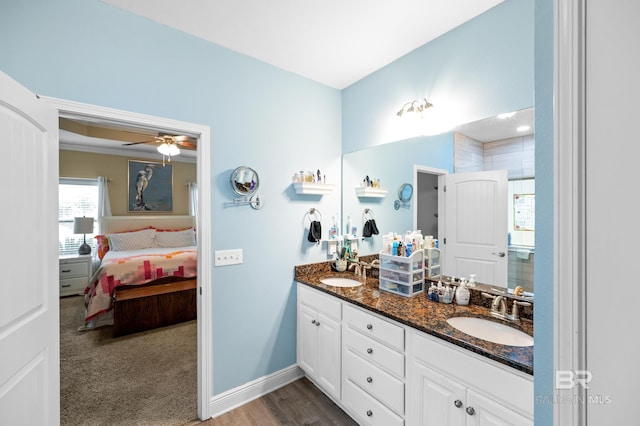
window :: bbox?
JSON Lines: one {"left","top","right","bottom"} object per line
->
{"left": 59, "top": 178, "right": 98, "bottom": 256}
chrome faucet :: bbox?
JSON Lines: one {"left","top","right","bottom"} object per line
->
{"left": 349, "top": 260, "right": 372, "bottom": 279}
{"left": 492, "top": 295, "right": 508, "bottom": 318}
{"left": 482, "top": 292, "right": 532, "bottom": 321}
{"left": 348, "top": 262, "right": 361, "bottom": 276}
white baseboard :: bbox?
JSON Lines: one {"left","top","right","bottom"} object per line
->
{"left": 207, "top": 364, "right": 304, "bottom": 419}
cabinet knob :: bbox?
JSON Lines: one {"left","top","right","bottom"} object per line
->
{"left": 315, "top": 321, "right": 320, "bottom": 327}
{"left": 466, "top": 406, "right": 475, "bottom": 416}
{"left": 366, "top": 348, "right": 373, "bottom": 354}
{"left": 366, "top": 376, "right": 373, "bottom": 383}
{"left": 366, "top": 410, "right": 373, "bottom": 417}
{"left": 366, "top": 323, "right": 373, "bottom": 330}
{"left": 311, "top": 319, "right": 316, "bottom": 325}
{"left": 454, "top": 399, "right": 462, "bottom": 408}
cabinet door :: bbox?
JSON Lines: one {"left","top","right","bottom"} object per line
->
{"left": 316, "top": 311, "right": 341, "bottom": 400}
{"left": 409, "top": 360, "right": 465, "bottom": 426}
{"left": 298, "top": 303, "right": 318, "bottom": 377}
{"left": 465, "top": 389, "right": 532, "bottom": 426}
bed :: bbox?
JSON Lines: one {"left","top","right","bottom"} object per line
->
{"left": 82, "top": 215, "right": 198, "bottom": 335}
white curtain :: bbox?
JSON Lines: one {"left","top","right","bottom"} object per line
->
{"left": 97, "top": 176, "right": 112, "bottom": 234}
{"left": 188, "top": 182, "right": 198, "bottom": 219}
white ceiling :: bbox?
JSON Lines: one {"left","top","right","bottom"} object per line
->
{"left": 101, "top": 0, "right": 504, "bottom": 89}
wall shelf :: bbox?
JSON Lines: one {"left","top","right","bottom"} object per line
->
{"left": 293, "top": 182, "right": 335, "bottom": 195}
{"left": 355, "top": 187, "right": 388, "bottom": 198}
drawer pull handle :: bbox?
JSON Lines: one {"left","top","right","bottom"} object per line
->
{"left": 466, "top": 406, "right": 475, "bottom": 416}
{"left": 61, "top": 269, "right": 71, "bottom": 273}
{"left": 62, "top": 284, "right": 71, "bottom": 288}
{"left": 366, "top": 323, "right": 373, "bottom": 330}
{"left": 366, "top": 348, "right": 373, "bottom": 354}
{"left": 454, "top": 399, "right": 462, "bottom": 408}
{"left": 366, "top": 410, "right": 373, "bottom": 417}
{"left": 366, "top": 376, "right": 373, "bottom": 383}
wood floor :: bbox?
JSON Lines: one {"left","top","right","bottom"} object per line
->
{"left": 198, "top": 378, "right": 357, "bottom": 425}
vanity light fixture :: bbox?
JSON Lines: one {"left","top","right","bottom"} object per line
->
{"left": 396, "top": 98, "right": 433, "bottom": 117}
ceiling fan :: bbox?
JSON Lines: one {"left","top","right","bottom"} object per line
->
{"left": 59, "top": 117, "right": 197, "bottom": 163}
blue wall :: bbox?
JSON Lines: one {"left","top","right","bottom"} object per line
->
{"left": 0, "top": 0, "right": 342, "bottom": 394}
{"left": 342, "top": 0, "right": 534, "bottom": 153}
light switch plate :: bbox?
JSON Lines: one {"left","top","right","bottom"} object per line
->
{"left": 214, "top": 249, "right": 243, "bottom": 266}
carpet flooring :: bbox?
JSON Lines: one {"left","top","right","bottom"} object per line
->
{"left": 60, "top": 296, "right": 198, "bottom": 426}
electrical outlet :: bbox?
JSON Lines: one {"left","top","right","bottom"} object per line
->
{"left": 214, "top": 249, "right": 243, "bottom": 266}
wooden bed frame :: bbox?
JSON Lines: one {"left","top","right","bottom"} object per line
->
{"left": 102, "top": 215, "right": 197, "bottom": 337}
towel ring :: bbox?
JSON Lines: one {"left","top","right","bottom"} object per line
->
{"left": 306, "top": 208, "right": 322, "bottom": 223}
{"left": 363, "top": 208, "right": 375, "bottom": 221}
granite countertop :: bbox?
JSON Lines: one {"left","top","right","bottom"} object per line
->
{"left": 294, "top": 260, "right": 533, "bottom": 375}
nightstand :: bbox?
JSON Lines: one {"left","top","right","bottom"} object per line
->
{"left": 59, "top": 254, "right": 92, "bottom": 297}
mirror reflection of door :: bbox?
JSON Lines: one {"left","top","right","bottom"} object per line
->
{"left": 441, "top": 170, "right": 508, "bottom": 287}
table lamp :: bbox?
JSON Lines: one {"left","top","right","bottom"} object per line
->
{"left": 74, "top": 217, "right": 94, "bottom": 255}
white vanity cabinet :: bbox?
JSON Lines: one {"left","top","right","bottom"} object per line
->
{"left": 297, "top": 284, "right": 342, "bottom": 400}
{"left": 342, "top": 304, "right": 405, "bottom": 425}
{"left": 406, "top": 330, "right": 533, "bottom": 426}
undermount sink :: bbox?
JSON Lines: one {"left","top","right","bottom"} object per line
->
{"left": 320, "top": 277, "right": 362, "bottom": 288}
{"left": 446, "top": 317, "right": 534, "bottom": 347}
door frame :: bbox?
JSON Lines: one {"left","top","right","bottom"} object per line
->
{"left": 413, "top": 164, "right": 448, "bottom": 266}
{"left": 42, "top": 96, "right": 213, "bottom": 420}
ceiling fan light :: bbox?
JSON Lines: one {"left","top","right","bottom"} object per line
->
{"left": 157, "top": 142, "right": 180, "bottom": 156}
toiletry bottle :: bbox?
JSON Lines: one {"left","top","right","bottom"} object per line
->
{"left": 406, "top": 242, "right": 412, "bottom": 257}
{"left": 429, "top": 282, "right": 439, "bottom": 302}
{"left": 392, "top": 241, "right": 399, "bottom": 256}
{"left": 346, "top": 215, "right": 352, "bottom": 236}
{"left": 468, "top": 274, "right": 476, "bottom": 288}
{"left": 443, "top": 284, "right": 453, "bottom": 304}
{"left": 455, "top": 279, "right": 470, "bottom": 306}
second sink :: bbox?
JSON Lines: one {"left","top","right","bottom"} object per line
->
{"left": 319, "top": 277, "right": 362, "bottom": 288}
{"left": 446, "top": 316, "right": 533, "bottom": 347}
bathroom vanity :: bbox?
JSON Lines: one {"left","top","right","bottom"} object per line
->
{"left": 295, "top": 261, "right": 533, "bottom": 426}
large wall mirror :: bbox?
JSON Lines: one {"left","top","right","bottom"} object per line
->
{"left": 342, "top": 107, "right": 535, "bottom": 296}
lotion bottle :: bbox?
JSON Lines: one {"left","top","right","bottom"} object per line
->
{"left": 455, "top": 279, "right": 470, "bottom": 306}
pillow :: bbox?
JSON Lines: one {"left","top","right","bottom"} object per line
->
{"left": 95, "top": 235, "right": 110, "bottom": 260}
{"left": 108, "top": 228, "right": 157, "bottom": 251}
{"left": 155, "top": 228, "right": 196, "bottom": 248}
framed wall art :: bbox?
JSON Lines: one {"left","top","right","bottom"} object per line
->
{"left": 128, "top": 160, "right": 173, "bottom": 212}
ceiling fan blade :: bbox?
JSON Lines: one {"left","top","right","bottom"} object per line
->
{"left": 175, "top": 140, "right": 197, "bottom": 150}
{"left": 121, "top": 139, "right": 159, "bottom": 146}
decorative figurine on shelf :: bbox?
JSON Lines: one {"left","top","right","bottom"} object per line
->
{"left": 317, "top": 169, "right": 321, "bottom": 183}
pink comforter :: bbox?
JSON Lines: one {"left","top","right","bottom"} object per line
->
{"left": 84, "top": 247, "right": 197, "bottom": 323}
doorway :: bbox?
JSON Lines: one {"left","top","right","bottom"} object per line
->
{"left": 45, "top": 96, "right": 213, "bottom": 421}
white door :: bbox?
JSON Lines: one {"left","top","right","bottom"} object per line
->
{"left": 442, "top": 170, "right": 508, "bottom": 286}
{"left": 0, "top": 72, "right": 59, "bottom": 424}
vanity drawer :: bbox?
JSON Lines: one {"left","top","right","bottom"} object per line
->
{"left": 343, "top": 378, "right": 404, "bottom": 426}
{"left": 344, "top": 304, "right": 404, "bottom": 351}
{"left": 298, "top": 284, "right": 341, "bottom": 320}
{"left": 59, "top": 260, "right": 90, "bottom": 278}
{"left": 345, "top": 326, "right": 404, "bottom": 378}
{"left": 344, "top": 348, "right": 404, "bottom": 415}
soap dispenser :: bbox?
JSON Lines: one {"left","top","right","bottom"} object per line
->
{"left": 468, "top": 274, "right": 477, "bottom": 288}
{"left": 455, "top": 279, "right": 470, "bottom": 306}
